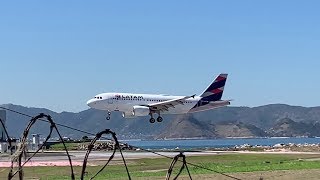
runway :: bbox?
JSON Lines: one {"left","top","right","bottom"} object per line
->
{"left": 0, "top": 151, "right": 220, "bottom": 167}
{"left": 1, "top": 150, "right": 320, "bottom": 167}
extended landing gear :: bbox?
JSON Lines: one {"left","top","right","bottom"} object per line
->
{"left": 149, "top": 112, "right": 163, "bottom": 123}
{"left": 149, "top": 117, "right": 156, "bottom": 123}
{"left": 106, "top": 111, "right": 111, "bottom": 120}
{"left": 157, "top": 116, "right": 163, "bottom": 122}
{"left": 149, "top": 113, "right": 156, "bottom": 123}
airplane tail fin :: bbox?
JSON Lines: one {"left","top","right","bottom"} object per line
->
{"left": 200, "top": 73, "right": 228, "bottom": 101}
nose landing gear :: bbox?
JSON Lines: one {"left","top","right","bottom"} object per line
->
{"left": 106, "top": 111, "right": 111, "bottom": 120}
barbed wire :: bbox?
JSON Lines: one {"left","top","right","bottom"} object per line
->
{"left": 81, "top": 129, "right": 131, "bottom": 180}
{"left": 0, "top": 106, "right": 241, "bottom": 180}
{"left": 8, "top": 113, "right": 75, "bottom": 180}
{"left": 166, "top": 152, "right": 192, "bottom": 180}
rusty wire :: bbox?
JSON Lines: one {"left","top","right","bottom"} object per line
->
{"left": 166, "top": 152, "right": 192, "bottom": 180}
{"left": 80, "top": 129, "right": 131, "bottom": 180}
{"left": 8, "top": 113, "right": 75, "bottom": 180}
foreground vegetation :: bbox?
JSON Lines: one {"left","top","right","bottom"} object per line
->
{"left": 2, "top": 153, "right": 320, "bottom": 179}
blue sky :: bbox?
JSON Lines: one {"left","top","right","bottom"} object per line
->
{"left": 1, "top": 1, "right": 320, "bottom": 112}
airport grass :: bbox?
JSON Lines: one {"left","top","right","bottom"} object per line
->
{"left": 2, "top": 153, "right": 320, "bottom": 179}
{"left": 49, "top": 142, "right": 81, "bottom": 150}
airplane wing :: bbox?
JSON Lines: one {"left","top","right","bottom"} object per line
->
{"left": 147, "top": 94, "right": 196, "bottom": 112}
{"left": 208, "top": 100, "right": 231, "bottom": 108}
{"left": 188, "top": 100, "right": 232, "bottom": 113}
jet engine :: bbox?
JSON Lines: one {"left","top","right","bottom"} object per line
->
{"left": 122, "top": 112, "right": 135, "bottom": 118}
{"left": 132, "top": 106, "right": 150, "bottom": 116}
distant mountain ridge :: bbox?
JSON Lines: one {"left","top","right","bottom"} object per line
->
{"left": 269, "top": 117, "right": 320, "bottom": 137}
{"left": 1, "top": 103, "right": 320, "bottom": 139}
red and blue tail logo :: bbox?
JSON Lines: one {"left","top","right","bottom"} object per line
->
{"left": 190, "top": 73, "right": 228, "bottom": 110}
{"left": 200, "top": 73, "right": 228, "bottom": 102}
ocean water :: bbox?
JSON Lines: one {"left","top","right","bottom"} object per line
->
{"left": 122, "top": 138, "right": 320, "bottom": 150}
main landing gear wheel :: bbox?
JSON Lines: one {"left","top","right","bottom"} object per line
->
{"left": 157, "top": 116, "right": 163, "bottom": 122}
{"left": 106, "top": 116, "right": 111, "bottom": 120}
{"left": 149, "top": 118, "right": 156, "bottom": 123}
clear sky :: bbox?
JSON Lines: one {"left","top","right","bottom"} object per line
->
{"left": 1, "top": 1, "right": 320, "bottom": 112}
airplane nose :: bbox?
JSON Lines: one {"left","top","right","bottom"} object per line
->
{"left": 86, "top": 99, "right": 95, "bottom": 107}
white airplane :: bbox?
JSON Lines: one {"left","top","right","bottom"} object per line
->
{"left": 87, "top": 74, "right": 231, "bottom": 123}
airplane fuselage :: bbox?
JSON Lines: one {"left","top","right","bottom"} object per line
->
{"left": 87, "top": 92, "right": 201, "bottom": 115}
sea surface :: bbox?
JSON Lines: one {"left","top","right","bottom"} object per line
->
{"left": 122, "top": 138, "right": 320, "bottom": 150}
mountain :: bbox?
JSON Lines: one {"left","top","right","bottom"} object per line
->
{"left": 1, "top": 103, "right": 320, "bottom": 139}
{"left": 157, "top": 114, "right": 216, "bottom": 139}
{"left": 214, "top": 121, "right": 268, "bottom": 138}
{"left": 269, "top": 117, "right": 320, "bottom": 137}
{"left": 157, "top": 116, "right": 267, "bottom": 139}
